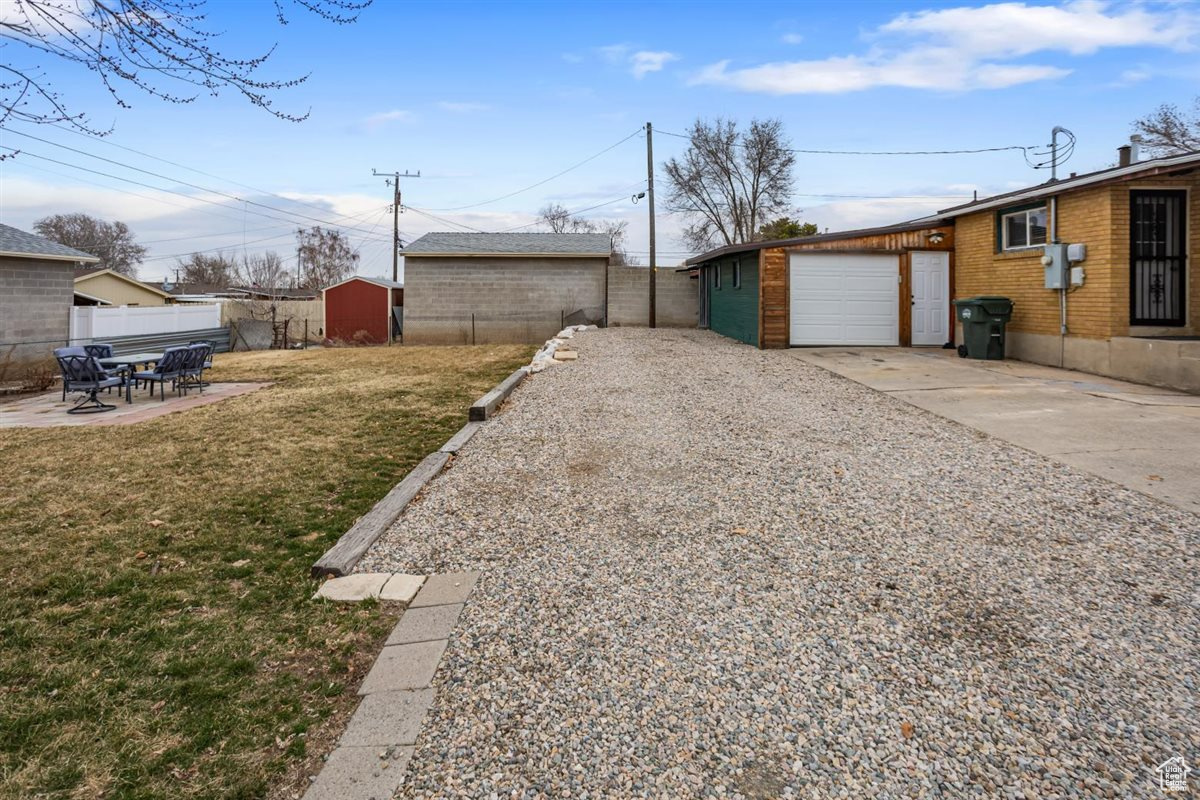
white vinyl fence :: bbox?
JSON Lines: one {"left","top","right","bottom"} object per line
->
{"left": 70, "top": 304, "right": 222, "bottom": 342}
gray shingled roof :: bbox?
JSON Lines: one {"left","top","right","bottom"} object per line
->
{"left": 404, "top": 232, "right": 611, "bottom": 256}
{"left": 0, "top": 223, "right": 100, "bottom": 262}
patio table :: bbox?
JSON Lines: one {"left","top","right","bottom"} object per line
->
{"left": 97, "top": 352, "right": 163, "bottom": 403}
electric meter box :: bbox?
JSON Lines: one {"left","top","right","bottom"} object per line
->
{"left": 1043, "top": 243, "right": 1069, "bottom": 289}
{"left": 1067, "top": 243, "right": 1087, "bottom": 262}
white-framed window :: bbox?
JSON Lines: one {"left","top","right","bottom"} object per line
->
{"left": 713, "top": 263, "right": 721, "bottom": 289}
{"left": 1000, "top": 205, "right": 1048, "bottom": 250}
{"left": 733, "top": 259, "right": 741, "bottom": 289}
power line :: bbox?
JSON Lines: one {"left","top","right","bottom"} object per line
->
{"left": 1, "top": 146, "right": 395, "bottom": 247}
{"left": 497, "top": 185, "right": 645, "bottom": 232}
{"left": 655, "top": 128, "right": 1036, "bottom": 157}
{"left": 26, "top": 122, "right": 384, "bottom": 223}
{"left": 140, "top": 231, "right": 303, "bottom": 263}
{"left": 404, "top": 206, "right": 489, "bottom": 233}
{"left": 3, "top": 129, "right": 397, "bottom": 239}
{"left": 426, "top": 128, "right": 644, "bottom": 211}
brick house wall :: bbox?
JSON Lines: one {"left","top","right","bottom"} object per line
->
{"left": 0, "top": 256, "right": 75, "bottom": 365}
{"left": 402, "top": 256, "right": 607, "bottom": 345}
{"left": 955, "top": 173, "right": 1199, "bottom": 340}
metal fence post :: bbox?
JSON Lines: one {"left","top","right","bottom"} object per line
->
{"left": 471, "top": 313, "right": 476, "bottom": 345}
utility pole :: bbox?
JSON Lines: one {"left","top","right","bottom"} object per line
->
{"left": 372, "top": 169, "right": 420, "bottom": 283}
{"left": 646, "top": 121, "right": 657, "bottom": 328}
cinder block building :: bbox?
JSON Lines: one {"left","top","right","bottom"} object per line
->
{"left": 401, "top": 232, "right": 611, "bottom": 345}
{"left": 0, "top": 223, "right": 99, "bottom": 365}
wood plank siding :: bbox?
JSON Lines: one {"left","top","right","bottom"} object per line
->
{"left": 774, "top": 224, "right": 955, "bottom": 347}
{"left": 758, "top": 248, "right": 789, "bottom": 348}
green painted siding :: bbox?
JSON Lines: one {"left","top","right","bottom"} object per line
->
{"left": 707, "top": 255, "right": 758, "bottom": 346}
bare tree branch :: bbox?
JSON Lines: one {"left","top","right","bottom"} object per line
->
{"left": 536, "top": 204, "right": 637, "bottom": 265}
{"left": 1133, "top": 97, "right": 1200, "bottom": 156}
{"left": 663, "top": 117, "right": 796, "bottom": 253}
{"left": 33, "top": 213, "right": 147, "bottom": 274}
{"left": 1, "top": 0, "right": 371, "bottom": 133}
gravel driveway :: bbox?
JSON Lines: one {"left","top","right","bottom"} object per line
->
{"left": 359, "top": 328, "right": 1198, "bottom": 799}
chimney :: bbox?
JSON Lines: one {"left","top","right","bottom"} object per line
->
{"left": 1130, "top": 134, "right": 1143, "bottom": 163}
{"left": 1118, "top": 145, "right": 1132, "bottom": 167}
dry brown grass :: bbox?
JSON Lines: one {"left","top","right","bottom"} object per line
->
{"left": 0, "top": 344, "right": 532, "bottom": 800}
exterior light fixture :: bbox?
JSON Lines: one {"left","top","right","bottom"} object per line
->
{"left": 927, "top": 231, "right": 946, "bottom": 245}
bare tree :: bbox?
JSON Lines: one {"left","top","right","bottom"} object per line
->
{"left": 33, "top": 213, "right": 146, "bottom": 274}
{"left": 1133, "top": 98, "right": 1200, "bottom": 156}
{"left": 237, "top": 251, "right": 290, "bottom": 289}
{"left": 663, "top": 118, "right": 796, "bottom": 253}
{"left": 0, "top": 0, "right": 372, "bottom": 136}
{"left": 536, "top": 204, "right": 638, "bottom": 265}
{"left": 296, "top": 226, "right": 358, "bottom": 289}
{"left": 176, "top": 251, "right": 238, "bottom": 285}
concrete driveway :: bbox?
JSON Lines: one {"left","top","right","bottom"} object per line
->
{"left": 793, "top": 348, "right": 1200, "bottom": 515}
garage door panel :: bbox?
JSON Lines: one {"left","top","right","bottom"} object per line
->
{"left": 789, "top": 253, "right": 898, "bottom": 346}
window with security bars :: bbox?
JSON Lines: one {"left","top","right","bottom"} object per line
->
{"left": 1130, "top": 190, "right": 1186, "bottom": 326}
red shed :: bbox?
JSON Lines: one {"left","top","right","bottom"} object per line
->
{"left": 322, "top": 276, "right": 404, "bottom": 344}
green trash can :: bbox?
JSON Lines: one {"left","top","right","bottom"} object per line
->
{"left": 953, "top": 296, "right": 1014, "bottom": 360}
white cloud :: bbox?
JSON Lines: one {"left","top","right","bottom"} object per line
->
{"left": 596, "top": 43, "right": 679, "bottom": 78}
{"left": 781, "top": 32, "right": 805, "bottom": 44}
{"left": 693, "top": 1, "right": 1197, "bottom": 94}
{"left": 630, "top": 50, "right": 679, "bottom": 78}
{"left": 437, "top": 101, "right": 490, "bottom": 113}
{"left": 362, "top": 109, "right": 413, "bottom": 130}
{"left": 1113, "top": 66, "right": 1153, "bottom": 86}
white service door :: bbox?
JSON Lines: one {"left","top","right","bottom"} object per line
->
{"left": 910, "top": 251, "right": 950, "bottom": 347}
{"left": 789, "top": 253, "right": 899, "bottom": 345}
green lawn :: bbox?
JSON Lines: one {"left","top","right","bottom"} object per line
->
{"left": 0, "top": 344, "right": 531, "bottom": 800}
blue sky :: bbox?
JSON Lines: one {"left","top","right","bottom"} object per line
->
{"left": 2, "top": 0, "right": 1198, "bottom": 281}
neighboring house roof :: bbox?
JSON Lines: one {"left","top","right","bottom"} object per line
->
{"left": 228, "top": 285, "right": 319, "bottom": 299}
{"left": 323, "top": 276, "right": 404, "bottom": 291}
{"left": 73, "top": 289, "right": 113, "bottom": 305}
{"left": 144, "top": 281, "right": 233, "bottom": 297}
{"left": 404, "top": 231, "right": 612, "bottom": 257}
{"left": 939, "top": 150, "right": 1200, "bottom": 216}
{"left": 75, "top": 268, "right": 173, "bottom": 298}
{"left": 685, "top": 214, "right": 951, "bottom": 266}
{"left": 0, "top": 223, "right": 100, "bottom": 263}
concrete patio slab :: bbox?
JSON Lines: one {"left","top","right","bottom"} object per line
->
{"left": 406, "top": 571, "right": 479, "bottom": 608}
{"left": 384, "top": 603, "right": 463, "bottom": 646}
{"left": 339, "top": 689, "right": 434, "bottom": 747}
{"left": 314, "top": 573, "right": 389, "bottom": 602}
{"left": 301, "top": 745, "right": 413, "bottom": 800}
{"left": 793, "top": 347, "right": 1200, "bottom": 514}
{"left": 0, "top": 382, "right": 268, "bottom": 428}
{"left": 357, "top": 640, "right": 447, "bottom": 695}
{"left": 378, "top": 574, "right": 424, "bottom": 603}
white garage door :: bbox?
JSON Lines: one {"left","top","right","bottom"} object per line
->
{"left": 789, "top": 253, "right": 899, "bottom": 345}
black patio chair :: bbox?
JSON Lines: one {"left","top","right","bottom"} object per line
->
{"left": 177, "top": 343, "right": 213, "bottom": 396}
{"left": 132, "top": 346, "right": 189, "bottom": 401}
{"left": 186, "top": 340, "right": 215, "bottom": 388}
{"left": 55, "top": 346, "right": 87, "bottom": 401}
{"left": 53, "top": 349, "right": 126, "bottom": 414}
{"left": 82, "top": 343, "right": 124, "bottom": 395}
